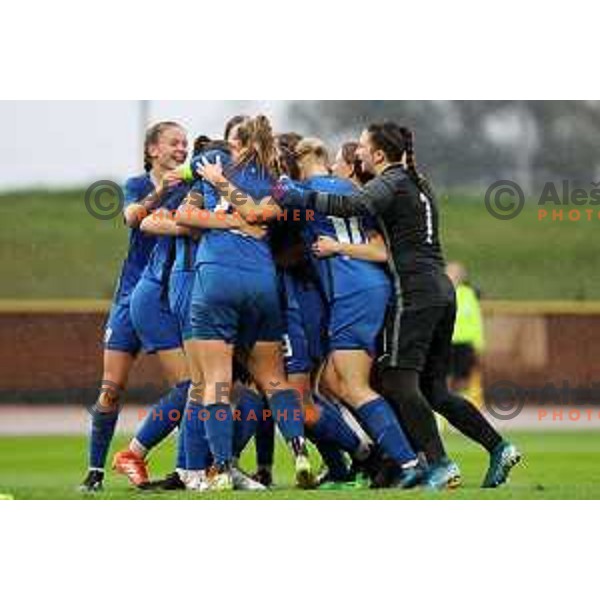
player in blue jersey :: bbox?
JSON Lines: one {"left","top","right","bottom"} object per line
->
{"left": 279, "top": 123, "right": 522, "bottom": 489}
{"left": 292, "top": 138, "right": 419, "bottom": 487}
{"left": 266, "top": 141, "right": 376, "bottom": 488}
{"left": 198, "top": 133, "right": 422, "bottom": 489}
{"left": 79, "top": 121, "right": 190, "bottom": 492}
{"left": 111, "top": 176, "right": 194, "bottom": 487}
{"left": 177, "top": 115, "right": 315, "bottom": 491}
{"left": 135, "top": 132, "right": 267, "bottom": 493}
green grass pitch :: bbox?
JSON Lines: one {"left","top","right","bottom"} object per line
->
{"left": 1, "top": 430, "right": 599, "bottom": 499}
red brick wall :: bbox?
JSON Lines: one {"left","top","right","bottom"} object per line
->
{"left": 1, "top": 305, "right": 599, "bottom": 402}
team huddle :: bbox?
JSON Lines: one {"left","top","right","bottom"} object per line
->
{"left": 80, "top": 114, "right": 522, "bottom": 494}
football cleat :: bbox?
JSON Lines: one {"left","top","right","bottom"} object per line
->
{"left": 205, "top": 465, "right": 234, "bottom": 492}
{"left": 231, "top": 467, "right": 267, "bottom": 491}
{"left": 78, "top": 470, "right": 104, "bottom": 493}
{"left": 251, "top": 468, "right": 273, "bottom": 488}
{"left": 394, "top": 464, "right": 427, "bottom": 490}
{"left": 482, "top": 442, "right": 522, "bottom": 488}
{"left": 295, "top": 454, "right": 316, "bottom": 489}
{"left": 144, "top": 471, "right": 186, "bottom": 491}
{"left": 289, "top": 437, "right": 316, "bottom": 489}
{"left": 186, "top": 470, "right": 209, "bottom": 492}
{"left": 424, "top": 459, "right": 462, "bottom": 490}
{"left": 112, "top": 450, "right": 149, "bottom": 487}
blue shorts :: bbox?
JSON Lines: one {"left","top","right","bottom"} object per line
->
{"left": 169, "top": 270, "right": 194, "bottom": 342}
{"left": 104, "top": 301, "right": 142, "bottom": 355}
{"left": 329, "top": 284, "right": 390, "bottom": 355}
{"left": 282, "top": 274, "right": 327, "bottom": 374}
{"left": 190, "top": 264, "right": 284, "bottom": 348}
{"left": 129, "top": 276, "right": 181, "bottom": 354}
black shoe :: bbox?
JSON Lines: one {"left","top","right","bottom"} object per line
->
{"left": 143, "top": 471, "right": 186, "bottom": 491}
{"left": 350, "top": 448, "right": 383, "bottom": 482}
{"left": 370, "top": 458, "right": 404, "bottom": 489}
{"left": 252, "top": 468, "right": 273, "bottom": 488}
{"left": 79, "top": 470, "right": 104, "bottom": 493}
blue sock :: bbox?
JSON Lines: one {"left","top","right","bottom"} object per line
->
{"left": 176, "top": 426, "right": 186, "bottom": 470}
{"left": 356, "top": 397, "right": 416, "bottom": 466}
{"left": 255, "top": 401, "right": 275, "bottom": 469}
{"left": 309, "top": 435, "right": 350, "bottom": 481}
{"left": 309, "top": 397, "right": 361, "bottom": 456}
{"left": 183, "top": 402, "right": 212, "bottom": 470}
{"left": 204, "top": 403, "right": 234, "bottom": 467}
{"left": 89, "top": 405, "right": 119, "bottom": 469}
{"left": 233, "top": 387, "right": 263, "bottom": 458}
{"left": 135, "top": 380, "right": 189, "bottom": 451}
{"left": 269, "top": 389, "right": 304, "bottom": 441}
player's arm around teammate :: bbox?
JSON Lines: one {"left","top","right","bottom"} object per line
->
{"left": 80, "top": 122, "right": 188, "bottom": 492}
{"left": 179, "top": 116, "right": 317, "bottom": 491}
{"left": 280, "top": 123, "right": 522, "bottom": 489}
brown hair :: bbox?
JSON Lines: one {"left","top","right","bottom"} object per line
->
{"left": 340, "top": 141, "right": 372, "bottom": 185}
{"left": 233, "top": 114, "right": 282, "bottom": 176}
{"left": 276, "top": 132, "right": 303, "bottom": 153}
{"left": 224, "top": 115, "right": 248, "bottom": 141}
{"left": 143, "top": 121, "right": 183, "bottom": 172}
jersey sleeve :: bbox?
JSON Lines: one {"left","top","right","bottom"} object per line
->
{"left": 123, "top": 177, "right": 145, "bottom": 207}
{"left": 313, "top": 172, "right": 404, "bottom": 217}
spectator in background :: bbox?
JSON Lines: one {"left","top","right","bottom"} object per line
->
{"left": 446, "top": 262, "right": 485, "bottom": 408}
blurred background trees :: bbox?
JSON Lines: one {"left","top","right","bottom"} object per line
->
{"left": 287, "top": 101, "right": 600, "bottom": 193}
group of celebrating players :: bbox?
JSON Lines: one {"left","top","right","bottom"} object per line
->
{"left": 79, "top": 114, "right": 522, "bottom": 494}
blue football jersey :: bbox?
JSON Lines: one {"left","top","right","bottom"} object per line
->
{"left": 302, "top": 174, "right": 390, "bottom": 300}
{"left": 141, "top": 181, "right": 191, "bottom": 284}
{"left": 111, "top": 174, "right": 157, "bottom": 305}
{"left": 194, "top": 149, "right": 276, "bottom": 272}
{"left": 173, "top": 178, "right": 202, "bottom": 273}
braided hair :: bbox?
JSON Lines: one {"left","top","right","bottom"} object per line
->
{"left": 367, "top": 121, "right": 434, "bottom": 199}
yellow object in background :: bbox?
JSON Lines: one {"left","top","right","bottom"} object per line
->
{"left": 453, "top": 284, "right": 484, "bottom": 353}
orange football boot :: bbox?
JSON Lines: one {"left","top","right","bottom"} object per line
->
{"left": 112, "top": 450, "right": 149, "bottom": 487}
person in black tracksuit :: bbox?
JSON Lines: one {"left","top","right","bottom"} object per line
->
{"left": 280, "top": 122, "right": 521, "bottom": 488}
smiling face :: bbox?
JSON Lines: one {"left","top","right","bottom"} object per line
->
{"left": 147, "top": 126, "right": 188, "bottom": 170}
{"left": 357, "top": 128, "right": 386, "bottom": 174}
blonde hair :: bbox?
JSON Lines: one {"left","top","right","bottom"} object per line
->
{"left": 294, "top": 137, "right": 330, "bottom": 165}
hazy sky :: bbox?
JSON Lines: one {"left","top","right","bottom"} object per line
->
{"left": 0, "top": 101, "right": 292, "bottom": 190}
